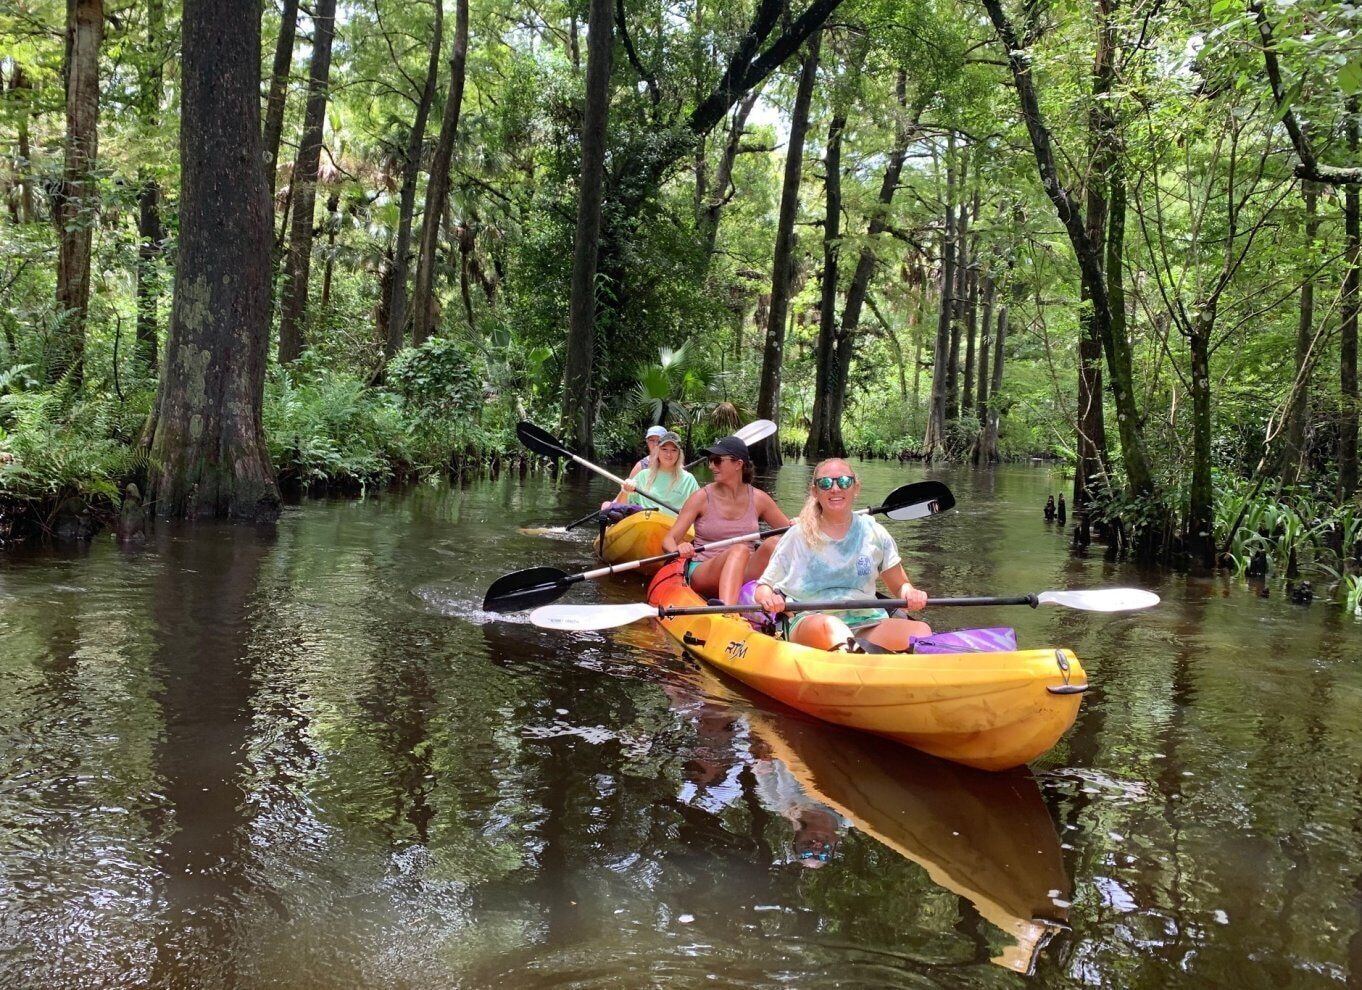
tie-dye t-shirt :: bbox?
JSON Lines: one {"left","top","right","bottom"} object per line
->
{"left": 758, "top": 513, "right": 902, "bottom": 628}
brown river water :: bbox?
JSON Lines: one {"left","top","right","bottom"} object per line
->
{"left": 0, "top": 460, "right": 1358, "bottom": 988}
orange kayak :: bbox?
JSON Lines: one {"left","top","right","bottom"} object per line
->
{"left": 594, "top": 509, "right": 688, "bottom": 575}
{"left": 645, "top": 561, "right": 1087, "bottom": 771}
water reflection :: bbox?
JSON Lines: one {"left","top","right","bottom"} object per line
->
{"left": 2, "top": 462, "right": 1362, "bottom": 987}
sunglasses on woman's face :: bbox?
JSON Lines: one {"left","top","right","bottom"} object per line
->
{"left": 708, "top": 455, "right": 735, "bottom": 467}
{"left": 813, "top": 475, "right": 856, "bottom": 491}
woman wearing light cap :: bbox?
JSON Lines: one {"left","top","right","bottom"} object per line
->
{"left": 629, "top": 425, "right": 669, "bottom": 479}
{"left": 602, "top": 431, "right": 700, "bottom": 511}
{"left": 663, "top": 435, "right": 790, "bottom": 605}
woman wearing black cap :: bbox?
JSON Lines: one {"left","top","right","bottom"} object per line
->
{"left": 662, "top": 435, "right": 791, "bottom": 604}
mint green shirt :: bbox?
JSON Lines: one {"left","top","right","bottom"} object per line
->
{"left": 628, "top": 466, "right": 700, "bottom": 511}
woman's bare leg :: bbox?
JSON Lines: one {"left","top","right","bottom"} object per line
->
{"left": 858, "top": 617, "right": 932, "bottom": 652}
{"left": 789, "top": 614, "right": 856, "bottom": 651}
{"left": 717, "top": 545, "right": 753, "bottom": 604}
{"left": 686, "top": 555, "right": 728, "bottom": 600}
{"left": 743, "top": 536, "right": 780, "bottom": 582}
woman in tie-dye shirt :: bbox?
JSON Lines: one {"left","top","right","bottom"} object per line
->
{"left": 753, "top": 459, "right": 931, "bottom": 652}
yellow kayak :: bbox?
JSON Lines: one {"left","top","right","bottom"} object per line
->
{"left": 646, "top": 561, "right": 1087, "bottom": 771}
{"left": 594, "top": 509, "right": 688, "bottom": 574}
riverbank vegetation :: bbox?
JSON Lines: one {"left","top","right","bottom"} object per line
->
{"left": 1, "top": 0, "right": 1359, "bottom": 599}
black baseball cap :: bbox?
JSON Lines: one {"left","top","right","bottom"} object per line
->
{"left": 701, "top": 436, "right": 751, "bottom": 463}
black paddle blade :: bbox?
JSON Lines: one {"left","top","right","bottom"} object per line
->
{"left": 482, "top": 565, "right": 573, "bottom": 612}
{"left": 516, "top": 421, "right": 568, "bottom": 460}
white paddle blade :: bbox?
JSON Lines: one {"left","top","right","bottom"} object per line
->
{"left": 885, "top": 499, "right": 946, "bottom": 521}
{"left": 1038, "top": 588, "right": 1160, "bottom": 612}
{"left": 734, "top": 419, "right": 777, "bottom": 444}
{"left": 530, "top": 602, "right": 656, "bottom": 631}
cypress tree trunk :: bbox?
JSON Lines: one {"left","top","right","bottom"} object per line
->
{"left": 11, "top": 66, "right": 37, "bottom": 223}
{"left": 945, "top": 195, "right": 967, "bottom": 422}
{"left": 146, "top": 0, "right": 280, "bottom": 521}
{"left": 412, "top": 0, "right": 470, "bottom": 346}
{"left": 319, "top": 188, "right": 341, "bottom": 313}
{"left": 805, "top": 111, "right": 844, "bottom": 460}
{"left": 1188, "top": 312, "right": 1215, "bottom": 570}
{"left": 52, "top": 0, "right": 103, "bottom": 385}
{"left": 135, "top": 0, "right": 165, "bottom": 376}
{"left": 961, "top": 256, "right": 978, "bottom": 419}
{"left": 560, "top": 0, "right": 614, "bottom": 454}
{"left": 262, "top": 0, "right": 299, "bottom": 195}
{"left": 984, "top": 0, "right": 1157, "bottom": 504}
{"left": 384, "top": 3, "right": 443, "bottom": 359}
{"left": 982, "top": 304, "right": 1007, "bottom": 462}
{"left": 278, "top": 0, "right": 337, "bottom": 365}
{"left": 754, "top": 34, "right": 821, "bottom": 468}
{"left": 1281, "top": 181, "right": 1317, "bottom": 485}
{"left": 828, "top": 70, "right": 913, "bottom": 456}
{"left": 1343, "top": 101, "right": 1360, "bottom": 500}
{"left": 699, "top": 89, "right": 761, "bottom": 267}
{"left": 973, "top": 274, "right": 995, "bottom": 464}
{"left": 923, "top": 147, "right": 955, "bottom": 457}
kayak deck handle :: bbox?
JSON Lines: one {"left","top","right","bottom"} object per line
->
{"left": 683, "top": 631, "right": 707, "bottom": 647}
{"left": 1048, "top": 649, "right": 1088, "bottom": 694}
{"left": 1047, "top": 683, "right": 1089, "bottom": 695}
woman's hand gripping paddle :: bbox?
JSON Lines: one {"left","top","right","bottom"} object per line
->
{"left": 483, "top": 480, "right": 955, "bottom": 613}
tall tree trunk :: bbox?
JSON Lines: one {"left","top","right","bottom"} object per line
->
{"left": 805, "top": 111, "right": 845, "bottom": 459}
{"left": 1074, "top": 0, "right": 1117, "bottom": 516}
{"left": 1281, "top": 181, "right": 1318, "bottom": 485}
{"left": 754, "top": 35, "right": 820, "bottom": 468}
{"left": 1343, "top": 100, "right": 1360, "bottom": 500}
{"left": 277, "top": 0, "right": 337, "bottom": 365}
{"left": 699, "top": 89, "right": 761, "bottom": 267}
{"left": 262, "top": 0, "right": 300, "bottom": 195}
{"left": 146, "top": 0, "right": 280, "bottom": 521}
{"left": 412, "top": 0, "right": 470, "bottom": 346}
{"left": 384, "top": 2, "right": 444, "bottom": 359}
{"left": 136, "top": 181, "right": 164, "bottom": 375}
{"left": 560, "top": 0, "right": 614, "bottom": 454}
{"left": 973, "top": 273, "right": 995, "bottom": 463}
{"left": 52, "top": 0, "right": 103, "bottom": 385}
{"left": 319, "top": 189, "right": 341, "bottom": 313}
{"left": 1188, "top": 313, "right": 1215, "bottom": 569}
{"left": 945, "top": 192, "right": 967, "bottom": 421}
{"left": 11, "top": 66, "right": 37, "bottom": 223}
{"left": 829, "top": 70, "right": 913, "bottom": 456}
{"left": 983, "top": 0, "right": 1157, "bottom": 503}
{"left": 135, "top": 0, "right": 165, "bottom": 375}
{"left": 923, "top": 145, "right": 955, "bottom": 456}
{"left": 982, "top": 304, "right": 1007, "bottom": 462}
{"left": 961, "top": 253, "right": 978, "bottom": 419}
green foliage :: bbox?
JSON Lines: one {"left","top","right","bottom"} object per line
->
{"left": 263, "top": 354, "right": 510, "bottom": 490}
{"left": 0, "top": 372, "right": 149, "bottom": 505}
{"left": 386, "top": 337, "right": 486, "bottom": 419}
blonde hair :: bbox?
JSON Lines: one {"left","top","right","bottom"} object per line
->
{"left": 797, "top": 458, "right": 856, "bottom": 548}
{"left": 642, "top": 441, "right": 682, "bottom": 487}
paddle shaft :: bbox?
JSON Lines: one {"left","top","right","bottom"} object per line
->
{"left": 578, "top": 502, "right": 896, "bottom": 581}
{"left": 650, "top": 595, "right": 1038, "bottom": 619}
{"left": 542, "top": 442, "right": 683, "bottom": 514}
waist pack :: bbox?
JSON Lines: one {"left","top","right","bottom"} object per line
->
{"left": 909, "top": 627, "right": 1018, "bottom": 654}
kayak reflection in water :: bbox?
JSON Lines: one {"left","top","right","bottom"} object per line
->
{"left": 666, "top": 683, "right": 849, "bottom": 868}
{"left": 753, "top": 458, "right": 932, "bottom": 652}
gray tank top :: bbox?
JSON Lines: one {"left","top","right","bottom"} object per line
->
{"left": 695, "top": 484, "right": 759, "bottom": 560}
